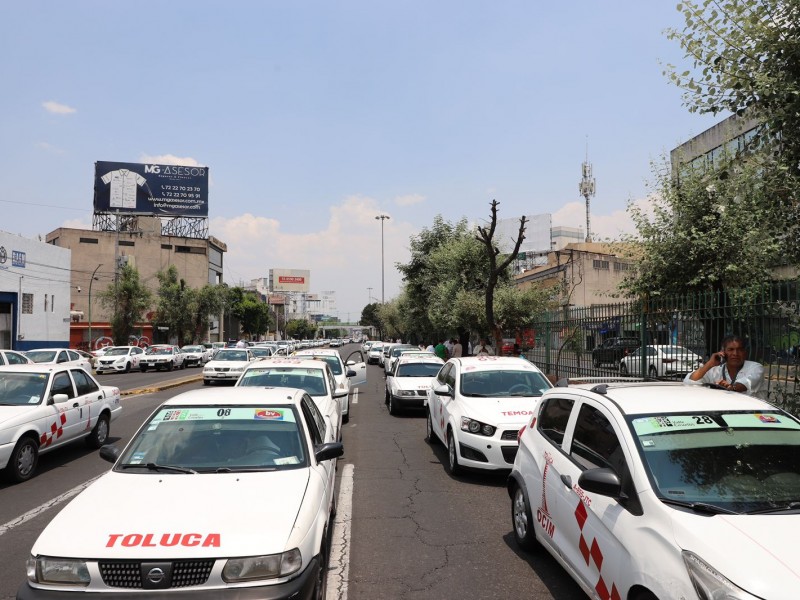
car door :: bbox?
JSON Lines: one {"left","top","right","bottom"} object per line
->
{"left": 130, "top": 347, "right": 143, "bottom": 368}
{"left": 45, "top": 370, "right": 83, "bottom": 447}
{"left": 550, "top": 400, "right": 638, "bottom": 598}
{"left": 343, "top": 350, "right": 367, "bottom": 387}
{"left": 301, "top": 394, "right": 336, "bottom": 507}
{"left": 428, "top": 362, "right": 455, "bottom": 441}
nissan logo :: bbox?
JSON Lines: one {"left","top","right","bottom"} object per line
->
{"left": 146, "top": 567, "right": 166, "bottom": 584}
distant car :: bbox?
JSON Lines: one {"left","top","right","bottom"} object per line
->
{"left": 509, "top": 379, "right": 800, "bottom": 600}
{"left": 74, "top": 349, "right": 97, "bottom": 369}
{"left": 591, "top": 337, "right": 640, "bottom": 367}
{"left": 385, "top": 355, "right": 444, "bottom": 414}
{"left": 25, "top": 348, "right": 92, "bottom": 372}
{"left": 95, "top": 345, "right": 145, "bottom": 374}
{"left": 384, "top": 344, "right": 419, "bottom": 376}
{"left": 0, "top": 350, "right": 32, "bottom": 366}
{"left": 181, "top": 344, "right": 211, "bottom": 367}
{"left": 236, "top": 357, "right": 345, "bottom": 442}
{"left": 367, "top": 343, "right": 384, "bottom": 365}
{"left": 250, "top": 346, "right": 275, "bottom": 360}
{"left": 139, "top": 345, "right": 186, "bottom": 372}
{"left": 426, "top": 356, "right": 553, "bottom": 474}
{"left": 619, "top": 344, "right": 704, "bottom": 378}
{"left": 0, "top": 364, "right": 121, "bottom": 482}
{"left": 202, "top": 348, "right": 256, "bottom": 385}
{"left": 292, "top": 349, "right": 368, "bottom": 423}
{"left": 19, "top": 387, "right": 340, "bottom": 597}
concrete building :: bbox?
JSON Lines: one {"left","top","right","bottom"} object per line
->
{"left": 0, "top": 231, "right": 72, "bottom": 350}
{"left": 46, "top": 217, "right": 226, "bottom": 349}
{"left": 670, "top": 113, "right": 761, "bottom": 176}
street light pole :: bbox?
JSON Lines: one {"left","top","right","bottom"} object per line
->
{"left": 374, "top": 215, "right": 390, "bottom": 303}
{"left": 88, "top": 264, "right": 102, "bottom": 350}
{"left": 367, "top": 287, "right": 373, "bottom": 304}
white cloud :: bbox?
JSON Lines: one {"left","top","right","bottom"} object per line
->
{"left": 139, "top": 154, "right": 205, "bottom": 167}
{"left": 36, "top": 141, "right": 64, "bottom": 154}
{"left": 395, "top": 193, "right": 425, "bottom": 206}
{"left": 552, "top": 200, "right": 641, "bottom": 241}
{"left": 42, "top": 101, "right": 76, "bottom": 114}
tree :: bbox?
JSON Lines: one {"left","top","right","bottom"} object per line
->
{"left": 285, "top": 319, "right": 315, "bottom": 340}
{"left": 97, "top": 264, "right": 152, "bottom": 346}
{"left": 153, "top": 265, "right": 194, "bottom": 346}
{"left": 188, "top": 284, "right": 226, "bottom": 343}
{"left": 476, "top": 200, "right": 528, "bottom": 351}
{"left": 232, "top": 292, "right": 272, "bottom": 339}
{"left": 665, "top": 1, "right": 800, "bottom": 173}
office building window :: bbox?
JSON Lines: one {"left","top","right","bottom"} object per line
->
{"left": 22, "top": 293, "right": 33, "bottom": 314}
{"left": 593, "top": 260, "right": 609, "bottom": 270}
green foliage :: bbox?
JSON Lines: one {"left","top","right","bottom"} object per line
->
{"left": 232, "top": 292, "right": 272, "bottom": 338}
{"left": 152, "top": 265, "right": 194, "bottom": 345}
{"left": 97, "top": 264, "right": 152, "bottom": 346}
{"left": 189, "top": 285, "right": 226, "bottom": 343}
{"left": 360, "top": 302, "right": 381, "bottom": 330}
{"left": 286, "top": 319, "right": 315, "bottom": 340}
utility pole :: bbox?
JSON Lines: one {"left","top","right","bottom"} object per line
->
{"left": 367, "top": 287, "right": 373, "bottom": 304}
{"left": 374, "top": 215, "right": 390, "bottom": 302}
{"left": 579, "top": 141, "right": 596, "bottom": 243}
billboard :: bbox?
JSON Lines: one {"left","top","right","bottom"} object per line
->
{"left": 270, "top": 269, "right": 310, "bottom": 293}
{"left": 94, "top": 161, "right": 209, "bottom": 216}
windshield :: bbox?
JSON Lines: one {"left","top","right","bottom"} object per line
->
{"left": 238, "top": 367, "right": 329, "bottom": 396}
{"left": 146, "top": 347, "right": 173, "bottom": 355}
{"left": 632, "top": 411, "right": 800, "bottom": 513}
{"left": 251, "top": 348, "right": 273, "bottom": 358}
{"left": 117, "top": 405, "right": 308, "bottom": 472}
{"left": 298, "top": 355, "right": 342, "bottom": 375}
{"left": 182, "top": 346, "right": 202, "bottom": 353}
{"left": 0, "top": 372, "right": 48, "bottom": 405}
{"left": 396, "top": 363, "right": 442, "bottom": 377}
{"left": 392, "top": 346, "right": 416, "bottom": 357}
{"left": 25, "top": 350, "right": 57, "bottom": 363}
{"left": 459, "top": 370, "right": 551, "bottom": 397}
{"left": 104, "top": 347, "right": 129, "bottom": 356}
{"left": 214, "top": 350, "right": 249, "bottom": 361}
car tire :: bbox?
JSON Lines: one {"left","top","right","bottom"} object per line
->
{"left": 619, "top": 363, "right": 628, "bottom": 376}
{"left": 388, "top": 395, "right": 398, "bottom": 416}
{"left": 447, "top": 428, "right": 462, "bottom": 475}
{"left": 203, "top": 379, "right": 210, "bottom": 386}
{"left": 167, "top": 361, "right": 174, "bottom": 371}
{"left": 312, "top": 528, "right": 330, "bottom": 600}
{"left": 631, "top": 591, "right": 659, "bottom": 600}
{"left": 342, "top": 396, "right": 350, "bottom": 424}
{"left": 425, "top": 411, "right": 437, "bottom": 444}
{"left": 85, "top": 413, "right": 110, "bottom": 449}
{"left": 124, "top": 362, "right": 131, "bottom": 373}
{"left": 5, "top": 436, "right": 39, "bottom": 483}
{"left": 649, "top": 365, "right": 658, "bottom": 378}
{"left": 511, "top": 484, "right": 538, "bottom": 551}
{"left": 140, "top": 366, "right": 148, "bottom": 373}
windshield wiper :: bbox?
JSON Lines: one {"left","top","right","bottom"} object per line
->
{"left": 659, "top": 497, "right": 740, "bottom": 515}
{"left": 462, "top": 393, "right": 488, "bottom": 397}
{"left": 745, "top": 501, "right": 800, "bottom": 515}
{"left": 214, "top": 467, "right": 277, "bottom": 473}
{"left": 119, "top": 463, "right": 197, "bottom": 474}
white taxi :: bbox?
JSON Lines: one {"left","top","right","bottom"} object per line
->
{"left": 385, "top": 355, "right": 443, "bottom": 415}
{"left": 425, "top": 356, "right": 552, "bottom": 475}
{"left": 25, "top": 349, "right": 92, "bottom": 372}
{"left": 94, "top": 346, "right": 145, "bottom": 374}
{"left": 18, "top": 387, "right": 341, "bottom": 598}
{"left": 0, "top": 364, "right": 121, "bottom": 483}
{"left": 202, "top": 348, "right": 255, "bottom": 385}
{"left": 509, "top": 379, "right": 800, "bottom": 600}
{"left": 235, "top": 357, "right": 345, "bottom": 442}
{"left": 139, "top": 345, "right": 186, "bottom": 372}
{"left": 292, "top": 349, "right": 367, "bottom": 423}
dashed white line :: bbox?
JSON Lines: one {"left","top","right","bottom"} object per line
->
{"left": 351, "top": 388, "right": 359, "bottom": 404}
{"left": 327, "top": 463, "right": 354, "bottom": 600}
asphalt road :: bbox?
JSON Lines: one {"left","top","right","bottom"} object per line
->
{"left": 0, "top": 350, "right": 585, "bottom": 600}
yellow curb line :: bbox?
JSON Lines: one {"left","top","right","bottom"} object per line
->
{"left": 121, "top": 375, "right": 204, "bottom": 397}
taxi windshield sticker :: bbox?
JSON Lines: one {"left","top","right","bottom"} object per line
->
{"left": 632, "top": 415, "right": 722, "bottom": 436}
{"left": 721, "top": 412, "right": 800, "bottom": 430}
{"left": 149, "top": 407, "right": 297, "bottom": 426}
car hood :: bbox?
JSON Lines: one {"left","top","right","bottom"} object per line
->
{"left": 457, "top": 396, "right": 538, "bottom": 426}
{"left": 395, "top": 376, "right": 435, "bottom": 391}
{"left": 672, "top": 511, "right": 800, "bottom": 597}
{"left": 31, "top": 469, "right": 311, "bottom": 559}
{"left": 205, "top": 360, "right": 250, "bottom": 368}
{"left": 0, "top": 405, "right": 39, "bottom": 432}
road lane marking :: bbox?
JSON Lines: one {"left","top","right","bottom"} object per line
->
{"left": 0, "top": 473, "right": 105, "bottom": 538}
{"left": 327, "top": 463, "right": 353, "bottom": 600}
{"left": 351, "top": 388, "right": 359, "bottom": 404}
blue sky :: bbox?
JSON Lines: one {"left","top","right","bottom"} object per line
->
{"left": 0, "top": 1, "right": 722, "bottom": 320}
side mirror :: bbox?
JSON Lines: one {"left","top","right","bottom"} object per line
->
{"left": 50, "top": 393, "right": 70, "bottom": 405}
{"left": 315, "top": 442, "right": 344, "bottom": 463}
{"left": 577, "top": 467, "right": 622, "bottom": 498}
{"left": 99, "top": 444, "right": 121, "bottom": 464}
{"left": 346, "top": 369, "right": 357, "bottom": 378}
{"left": 333, "top": 388, "right": 348, "bottom": 398}
{"left": 433, "top": 383, "right": 452, "bottom": 397}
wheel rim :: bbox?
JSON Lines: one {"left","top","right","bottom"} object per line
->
{"left": 513, "top": 488, "right": 529, "bottom": 540}
{"left": 448, "top": 434, "right": 456, "bottom": 469}
{"left": 426, "top": 414, "right": 432, "bottom": 438}
{"left": 17, "top": 442, "right": 36, "bottom": 476}
{"left": 96, "top": 418, "right": 109, "bottom": 444}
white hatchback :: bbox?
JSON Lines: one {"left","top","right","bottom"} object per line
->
{"left": 426, "top": 356, "right": 552, "bottom": 474}
{"left": 95, "top": 346, "right": 145, "bottom": 374}
{"left": 509, "top": 380, "right": 800, "bottom": 600}
{"left": 19, "top": 387, "right": 341, "bottom": 597}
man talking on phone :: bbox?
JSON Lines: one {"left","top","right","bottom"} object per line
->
{"left": 684, "top": 335, "right": 764, "bottom": 395}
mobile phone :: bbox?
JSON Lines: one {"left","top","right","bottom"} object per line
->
{"left": 717, "top": 352, "right": 726, "bottom": 364}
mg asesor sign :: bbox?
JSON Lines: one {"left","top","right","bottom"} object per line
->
{"left": 94, "top": 160, "right": 209, "bottom": 216}
{"left": 271, "top": 269, "right": 310, "bottom": 292}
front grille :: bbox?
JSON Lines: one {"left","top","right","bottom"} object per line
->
{"left": 501, "top": 430, "right": 519, "bottom": 441}
{"left": 501, "top": 445, "right": 518, "bottom": 464}
{"left": 99, "top": 559, "right": 214, "bottom": 588}
{"left": 416, "top": 390, "right": 427, "bottom": 396}
{"left": 214, "top": 367, "right": 230, "bottom": 372}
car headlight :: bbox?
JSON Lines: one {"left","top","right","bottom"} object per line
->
{"left": 682, "top": 551, "right": 760, "bottom": 600}
{"left": 27, "top": 556, "right": 90, "bottom": 586}
{"left": 397, "top": 390, "right": 417, "bottom": 396}
{"left": 231, "top": 366, "right": 245, "bottom": 373}
{"left": 222, "top": 548, "right": 302, "bottom": 582}
{"left": 461, "top": 417, "right": 495, "bottom": 437}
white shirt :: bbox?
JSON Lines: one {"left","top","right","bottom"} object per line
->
{"left": 683, "top": 360, "right": 765, "bottom": 394}
{"left": 101, "top": 169, "right": 147, "bottom": 209}
{"left": 235, "top": 340, "right": 247, "bottom": 348}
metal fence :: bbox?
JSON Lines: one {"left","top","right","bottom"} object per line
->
{"left": 521, "top": 283, "right": 800, "bottom": 414}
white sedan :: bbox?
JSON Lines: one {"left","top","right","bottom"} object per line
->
{"left": 202, "top": 348, "right": 256, "bottom": 384}
{"left": 180, "top": 344, "right": 211, "bottom": 367}
{"left": 385, "top": 355, "right": 443, "bottom": 415}
{"left": 24, "top": 349, "right": 92, "bottom": 372}
{"left": 0, "top": 364, "right": 121, "bottom": 483}
{"left": 0, "top": 350, "right": 32, "bottom": 366}
{"left": 426, "top": 356, "right": 553, "bottom": 474}
{"left": 139, "top": 345, "right": 186, "bottom": 372}
{"left": 19, "top": 387, "right": 341, "bottom": 597}
{"left": 509, "top": 380, "right": 800, "bottom": 600}
{"left": 619, "top": 344, "right": 703, "bottom": 378}
{"left": 94, "top": 346, "right": 145, "bottom": 374}
{"left": 292, "top": 349, "right": 367, "bottom": 423}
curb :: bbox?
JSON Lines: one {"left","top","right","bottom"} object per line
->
{"left": 121, "top": 374, "right": 204, "bottom": 397}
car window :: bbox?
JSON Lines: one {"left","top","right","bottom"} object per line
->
{"left": 570, "top": 403, "right": 627, "bottom": 477}
{"left": 460, "top": 370, "right": 551, "bottom": 397}
{"left": 396, "top": 363, "right": 443, "bottom": 378}
{"left": 72, "top": 369, "right": 99, "bottom": 396}
{"left": 6, "top": 351, "right": 28, "bottom": 364}
{"left": 538, "top": 397, "right": 575, "bottom": 446}
{"left": 301, "top": 394, "right": 326, "bottom": 443}
{"left": 0, "top": 372, "right": 48, "bottom": 405}
{"left": 50, "top": 372, "right": 76, "bottom": 399}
